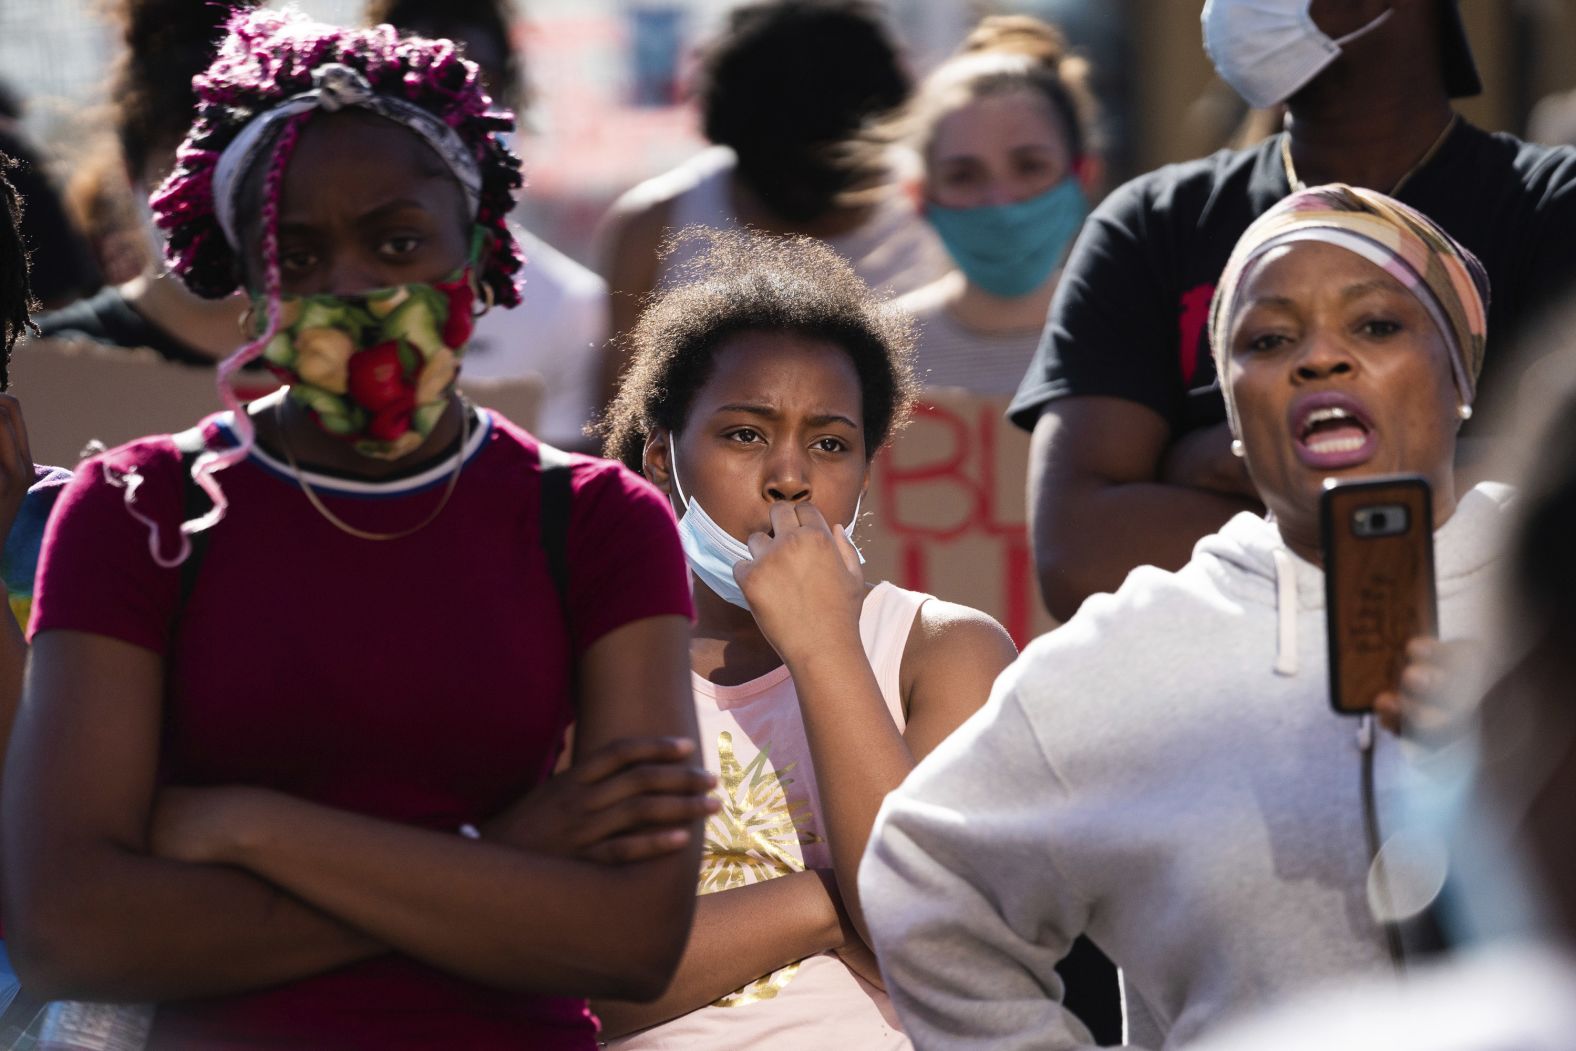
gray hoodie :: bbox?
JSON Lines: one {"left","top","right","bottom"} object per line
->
{"left": 860, "top": 484, "right": 1513, "bottom": 1050}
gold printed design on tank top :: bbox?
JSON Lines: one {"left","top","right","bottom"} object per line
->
{"left": 700, "top": 730, "right": 823, "bottom": 1007}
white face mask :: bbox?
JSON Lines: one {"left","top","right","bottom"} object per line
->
{"left": 1202, "top": 0, "right": 1394, "bottom": 109}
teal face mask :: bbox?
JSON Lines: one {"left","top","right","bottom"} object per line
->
{"left": 926, "top": 178, "right": 1089, "bottom": 298}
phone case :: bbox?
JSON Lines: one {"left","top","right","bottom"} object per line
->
{"left": 1321, "top": 475, "right": 1438, "bottom": 715}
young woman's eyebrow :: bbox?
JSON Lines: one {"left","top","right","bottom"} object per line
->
{"left": 713, "top": 403, "right": 858, "bottom": 429}
{"left": 807, "top": 412, "right": 859, "bottom": 429}
{"left": 353, "top": 199, "right": 432, "bottom": 225}
{"left": 274, "top": 200, "right": 429, "bottom": 237}
{"left": 712, "top": 402, "right": 778, "bottom": 420}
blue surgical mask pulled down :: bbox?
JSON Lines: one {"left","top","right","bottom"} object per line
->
{"left": 668, "top": 436, "right": 862, "bottom": 611}
{"left": 926, "top": 178, "right": 1089, "bottom": 299}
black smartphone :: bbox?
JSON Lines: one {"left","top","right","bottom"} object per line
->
{"left": 1321, "top": 475, "right": 1438, "bottom": 716}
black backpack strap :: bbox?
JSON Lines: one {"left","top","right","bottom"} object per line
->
{"left": 536, "top": 442, "right": 573, "bottom": 616}
{"left": 171, "top": 426, "right": 213, "bottom": 611}
{"left": 537, "top": 443, "right": 577, "bottom": 718}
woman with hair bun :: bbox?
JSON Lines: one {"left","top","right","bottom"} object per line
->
{"left": 894, "top": 15, "right": 1099, "bottom": 395}
{"left": 3, "top": 12, "right": 712, "bottom": 1049}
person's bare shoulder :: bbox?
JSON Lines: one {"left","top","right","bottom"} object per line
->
{"left": 597, "top": 146, "right": 741, "bottom": 280}
{"left": 596, "top": 187, "right": 675, "bottom": 288}
{"left": 902, "top": 598, "right": 1017, "bottom": 699}
{"left": 912, "top": 598, "right": 1015, "bottom": 655}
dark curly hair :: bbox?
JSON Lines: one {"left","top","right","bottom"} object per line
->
{"left": 365, "top": 0, "right": 527, "bottom": 113}
{"left": 598, "top": 228, "right": 918, "bottom": 474}
{"left": 150, "top": 7, "right": 523, "bottom": 307}
{"left": 696, "top": 0, "right": 910, "bottom": 224}
{"left": 1, "top": 153, "right": 36, "bottom": 386}
{"left": 111, "top": 0, "right": 260, "bottom": 182}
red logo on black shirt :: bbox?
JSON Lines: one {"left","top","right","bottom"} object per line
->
{"left": 1178, "top": 283, "right": 1216, "bottom": 386}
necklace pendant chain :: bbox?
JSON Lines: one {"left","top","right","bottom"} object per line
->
{"left": 275, "top": 394, "right": 472, "bottom": 541}
{"left": 1281, "top": 113, "right": 1459, "bottom": 196}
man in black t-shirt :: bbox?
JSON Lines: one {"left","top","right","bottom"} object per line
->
{"left": 1013, "top": 0, "right": 1576, "bottom": 622}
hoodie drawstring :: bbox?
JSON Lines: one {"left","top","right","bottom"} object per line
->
{"left": 1272, "top": 548, "right": 1299, "bottom": 676}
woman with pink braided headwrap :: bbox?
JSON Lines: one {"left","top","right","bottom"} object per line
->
{"left": 861, "top": 185, "right": 1515, "bottom": 1051}
{"left": 2, "top": 10, "right": 714, "bottom": 1049}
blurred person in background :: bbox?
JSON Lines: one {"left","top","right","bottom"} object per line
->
{"left": 0, "top": 152, "right": 76, "bottom": 1045}
{"left": 0, "top": 82, "right": 101, "bottom": 310}
{"left": 893, "top": 15, "right": 1097, "bottom": 396}
{"left": 368, "top": 0, "right": 610, "bottom": 451}
{"left": 862, "top": 186, "right": 1508, "bottom": 1050}
{"left": 1013, "top": 0, "right": 1576, "bottom": 624}
{"left": 33, "top": 0, "right": 257, "bottom": 364}
{"left": 63, "top": 142, "right": 154, "bottom": 289}
{"left": 597, "top": 0, "right": 950, "bottom": 406}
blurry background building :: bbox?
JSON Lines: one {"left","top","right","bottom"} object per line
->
{"left": 4, "top": 0, "right": 1570, "bottom": 268}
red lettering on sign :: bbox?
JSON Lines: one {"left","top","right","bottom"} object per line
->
{"left": 873, "top": 399, "right": 1039, "bottom": 646}
{"left": 878, "top": 402, "right": 976, "bottom": 540}
{"left": 902, "top": 540, "right": 928, "bottom": 593}
{"left": 1004, "top": 538, "right": 1033, "bottom": 648}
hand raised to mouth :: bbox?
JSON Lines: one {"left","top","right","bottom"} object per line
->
{"left": 734, "top": 501, "right": 866, "bottom": 666}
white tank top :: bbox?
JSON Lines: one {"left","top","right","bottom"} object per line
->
{"left": 893, "top": 278, "right": 1046, "bottom": 397}
{"left": 651, "top": 146, "right": 951, "bottom": 299}
{"left": 609, "top": 581, "right": 929, "bottom": 1050}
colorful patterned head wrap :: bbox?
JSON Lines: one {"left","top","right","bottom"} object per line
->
{"left": 1208, "top": 183, "right": 1490, "bottom": 437}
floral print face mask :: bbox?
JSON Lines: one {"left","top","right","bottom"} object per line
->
{"left": 255, "top": 262, "right": 478, "bottom": 461}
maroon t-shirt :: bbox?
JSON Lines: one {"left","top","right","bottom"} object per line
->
{"left": 30, "top": 408, "right": 693, "bottom": 1050}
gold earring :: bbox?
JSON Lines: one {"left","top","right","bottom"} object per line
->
{"left": 471, "top": 277, "right": 495, "bottom": 318}
{"left": 237, "top": 305, "right": 255, "bottom": 337}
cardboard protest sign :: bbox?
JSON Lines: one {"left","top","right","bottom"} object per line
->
{"left": 14, "top": 338, "right": 247, "bottom": 467}
{"left": 13, "top": 337, "right": 542, "bottom": 468}
{"left": 858, "top": 388, "right": 1057, "bottom": 649}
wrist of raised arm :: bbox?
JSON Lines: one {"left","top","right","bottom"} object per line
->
{"left": 781, "top": 635, "right": 872, "bottom": 691}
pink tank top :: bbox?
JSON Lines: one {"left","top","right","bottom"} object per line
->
{"left": 610, "top": 582, "right": 929, "bottom": 1049}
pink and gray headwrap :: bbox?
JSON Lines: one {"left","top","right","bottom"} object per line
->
{"left": 1208, "top": 183, "right": 1490, "bottom": 437}
{"left": 210, "top": 62, "right": 483, "bottom": 250}
{"left": 150, "top": 8, "right": 523, "bottom": 307}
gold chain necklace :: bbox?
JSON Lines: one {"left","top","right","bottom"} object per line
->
{"left": 275, "top": 395, "right": 472, "bottom": 542}
{"left": 1281, "top": 113, "right": 1459, "bottom": 196}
